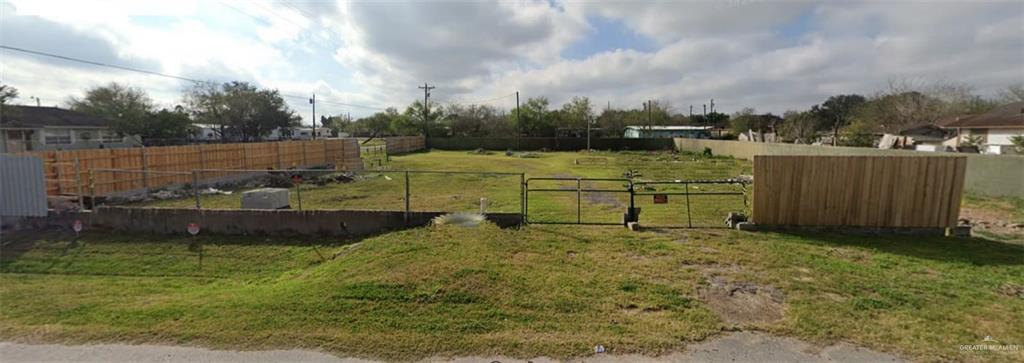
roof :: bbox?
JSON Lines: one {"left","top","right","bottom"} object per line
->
{"left": 942, "top": 102, "right": 1024, "bottom": 129}
{"left": 1, "top": 105, "right": 113, "bottom": 128}
{"left": 625, "top": 125, "right": 714, "bottom": 131}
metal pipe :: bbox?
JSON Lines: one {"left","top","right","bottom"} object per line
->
{"left": 192, "top": 171, "right": 201, "bottom": 210}
{"left": 88, "top": 169, "right": 96, "bottom": 211}
{"left": 404, "top": 171, "right": 410, "bottom": 224}
{"left": 74, "top": 156, "right": 84, "bottom": 211}
{"left": 577, "top": 178, "right": 581, "bottom": 224}
{"left": 520, "top": 173, "right": 525, "bottom": 222}
{"left": 684, "top": 182, "right": 692, "bottom": 228}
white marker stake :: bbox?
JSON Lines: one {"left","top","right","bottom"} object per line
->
{"left": 187, "top": 223, "right": 200, "bottom": 236}
{"left": 187, "top": 222, "right": 202, "bottom": 269}
{"left": 72, "top": 219, "right": 83, "bottom": 238}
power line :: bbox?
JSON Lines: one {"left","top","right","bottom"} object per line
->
{"left": 438, "top": 92, "right": 517, "bottom": 106}
{"left": 0, "top": 45, "right": 204, "bottom": 83}
{"left": 0, "top": 44, "right": 388, "bottom": 112}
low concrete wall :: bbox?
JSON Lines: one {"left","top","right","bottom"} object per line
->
{"left": 81, "top": 207, "right": 522, "bottom": 237}
{"left": 674, "top": 138, "right": 1024, "bottom": 198}
{"left": 428, "top": 137, "right": 675, "bottom": 151}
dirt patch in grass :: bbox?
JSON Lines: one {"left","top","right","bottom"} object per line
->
{"left": 960, "top": 206, "right": 1024, "bottom": 240}
{"left": 699, "top": 276, "right": 785, "bottom": 325}
{"left": 997, "top": 282, "right": 1024, "bottom": 299}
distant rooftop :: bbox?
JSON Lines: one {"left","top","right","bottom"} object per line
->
{"left": 624, "top": 125, "right": 713, "bottom": 131}
{"left": 1, "top": 105, "right": 113, "bottom": 128}
{"left": 941, "top": 101, "right": 1024, "bottom": 129}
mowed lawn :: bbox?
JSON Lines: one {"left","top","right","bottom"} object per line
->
{"left": 1, "top": 225, "right": 1022, "bottom": 362}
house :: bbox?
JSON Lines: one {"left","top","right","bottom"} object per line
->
{"left": 941, "top": 102, "right": 1024, "bottom": 155}
{"left": 190, "top": 125, "right": 331, "bottom": 142}
{"left": 0, "top": 105, "right": 139, "bottom": 153}
{"left": 878, "top": 123, "right": 953, "bottom": 151}
{"left": 624, "top": 125, "right": 712, "bottom": 139}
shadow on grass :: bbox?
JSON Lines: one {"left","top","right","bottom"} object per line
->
{"left": 776, "top": 231, "right": 1024, "bottom": 266}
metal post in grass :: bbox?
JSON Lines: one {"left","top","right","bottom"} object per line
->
{"left": 192, "top": 170, "right": 201, "bottom": 210}
{"left": 520, "top": 173, "right": 525, "bottom": 222}
{"left": 404, "top": 171, "right": 411, "bottom": 224}
{"left": 577, "top": 178, "right": 582, "bottom": 224}
{"left": 684, "top": 182, "right": 692, "bottom": 228}
{"left": 74, "top": 156, "right": 84, "bottom": 211}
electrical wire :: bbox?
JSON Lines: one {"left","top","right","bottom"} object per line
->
{"left": 0, "top": 44, "right": 388, "bottom": 112}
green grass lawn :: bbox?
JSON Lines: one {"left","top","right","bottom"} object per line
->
{"left": 138, "top": 150, "right": 751, "bottom": 227}
{"left": 1, "top": 226, "right": 1021, "bottom": 361}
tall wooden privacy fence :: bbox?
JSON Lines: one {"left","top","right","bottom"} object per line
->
{"left": 753, "top": 155, "right": 967, "bottom": 228}
{"left": 384, "top": 136, "right": 426, "bottom": 154}
{"left": 27, "top": 139, "right": 361, "bottom": 196}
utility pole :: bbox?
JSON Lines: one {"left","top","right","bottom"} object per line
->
{"left": 710, "top": 98, "right": 715, "bottom": 113}
{"left": 647, "top": 100, "right": 653, "bottom": 127}
{"left": 689, "top": 105, "right": 693, "bottom": 117}
{"left": 309, "top": 93, "right": 316, "bottom": 140}
{"left": 703, "top": 104, "right": 707, "bottom": 116}
{"left": 419, "top": 83, "right": 435, "bottom": 138}
{"left": 515, "top": 91, "right": 521, "bottom": 151}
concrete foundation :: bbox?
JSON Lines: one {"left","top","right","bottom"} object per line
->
{"left": 733, "top": 222, "right": 968, "bottom": 237}
{"left": 59, "top": 207, "right": 522, "bottom": 237}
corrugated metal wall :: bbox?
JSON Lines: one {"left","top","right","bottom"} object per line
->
{"left": 1, "top": 154, "right": 48, "bottom": 217}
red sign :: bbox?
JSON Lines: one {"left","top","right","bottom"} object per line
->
{"left": 72, "top": 219, "right": 83, "bottom": 233}
{"left": 653, "top": 194, "right": 668, "bottom": 204}
{"left": 291, "top": 174, "right": 303, "bottom": 184}
{"left": 187, "top": 223, "right": 200, "bottom": 236}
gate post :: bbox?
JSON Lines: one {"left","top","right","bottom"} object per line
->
{"left": 404, "top": 171, "right": 410, "bottom": 224}
{"left": 684, "top": 182, "right": 692, "bottom": 228}
{"left": 520, "top": 173, "right": 525, "bottom": 223}
{"left": 576, "top": 178, "right": 582, "bottom": 224}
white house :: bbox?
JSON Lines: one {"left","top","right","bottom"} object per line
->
{"left": 0, "top": 105, "right": 139, "bottom": 153}
{"left": 942, "top": 102, "right": 1024, "bottom": 155}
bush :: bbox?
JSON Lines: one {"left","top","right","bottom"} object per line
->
{"left": 701, "top": 147, "right": 713, "bottom": 157}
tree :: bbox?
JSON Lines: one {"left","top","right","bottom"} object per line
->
{"left": 145, "top": 107, "right": 193, "bottom": 142}
{"left": 0, "top": 83, "right": 18, "bottom": 120}
{"left": 1010, "top": 135, "right": 1024, "bottom": 154}
{"left": 560, "top": 96, "right": 594, "bottom": 131}
{"left": 729, "top": 108, "right": 783, "bottom": 136}
{"left": 778, "top": 110, "right": 819, "bottom": 143}
{"left": 690, "top": 112, "right": 730, "bottom": 128}
{"left": 184, "top": 81, "right": 299, "bottom": 141}
{"left": 68, "top": 82, "right": 155, "bottom": 137}
{"left": 511, "top": 97, "right": 555, "bottom": 136}
{"left": 999, "top": 83, "right": 1024, "bottom": 103}
{"left": 814, "top": 94, "right": 866, "bottom": 145}
{"left": 595, "top": 108, "right": 628, "bottom": 137}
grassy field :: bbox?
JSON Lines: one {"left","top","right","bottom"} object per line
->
{"left": 2, "top": 225, "right": 1022, "bottom": 362}
{"left": 6, "top": 149, "right": 1021, "bottom": 361}
{"left": 139, "top": 150, "right": 752, "bottom": 227}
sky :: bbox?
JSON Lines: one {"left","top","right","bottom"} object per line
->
{"left": 1, "top": 0, "right": 1022, "bottom": 125}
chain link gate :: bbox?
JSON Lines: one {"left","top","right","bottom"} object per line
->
{"left": 632, "top": 179, "right": 747, "bottom": 228}
{"left": 525, "top": 177, "right": 747, "bottom": 228}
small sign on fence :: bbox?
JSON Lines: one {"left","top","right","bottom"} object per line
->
{"left": 187, "top": 222, "right": 200, "bottom": 236}
{"left": 653, "top": 194, "right": 668, "bottom": 204}
{"left": 72, "top": 219, "right": 83, "bottom": 234}
{"left": 290, "top": 174, "right": 303, "bottom": 184}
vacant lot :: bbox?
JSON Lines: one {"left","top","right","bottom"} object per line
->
{"left": 4, "top": 150, "right": 1022, "bottom": 362}
{"left": 2, "top": 225, "right": 1022, "bottom": 362}
{"left": 138, "top": 150, "right": 751, "bottom": 227}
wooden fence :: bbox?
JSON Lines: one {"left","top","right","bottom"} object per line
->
{"left": 753, "top": 155, "right": 967, "bottom": 228}
{"left": 28, "top": 139, "right": 362, "bottom": 196}
{"left": 384, "top": 136, "right": 426, "bottom": 154}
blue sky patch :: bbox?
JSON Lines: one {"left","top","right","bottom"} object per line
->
{"left": 562, "top": 16, "right": 656, "bottom": 60}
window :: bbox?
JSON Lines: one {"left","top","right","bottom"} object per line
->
{"left": 44, "top": 129, "right": 71, "bottom": 145}
{"left": 100, "top": 130, "right": 121, "bottom": 143}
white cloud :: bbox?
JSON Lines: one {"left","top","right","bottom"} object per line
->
{"left": 1, "top": 0, "right": 1022, "bottom": 121}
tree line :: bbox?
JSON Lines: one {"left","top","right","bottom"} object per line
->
{"left": 3, "top": 79, "right": 1020, "bottom": 145}
{"left": 0, "top": 81, "right": 300, "bottom": 145}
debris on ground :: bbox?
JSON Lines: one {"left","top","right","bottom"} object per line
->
{"left": 699, "top": 276, "right": 785, "bottom": 325}
{"left": 736, "top": 174, "right": 754, "bottom": 184}
{"left": 468, "top": 148, "right": 492, "bottom": 155}
{"left": 594, "top": 345, "right": 606, "bottom": 353}
{"left": 312, "top": 172, "right": 356, "bottom": 186}
{"left": 432, "top": 213, "right": 486, "bottom": 227}
{"left": 998, "top": 282, "right": 1024, "bottom": 299}
{"left": 199, "top": 187, "right": 232, "bottom": 195}
{"left": 725, "top": 212, "right": 747, "bottom": 228}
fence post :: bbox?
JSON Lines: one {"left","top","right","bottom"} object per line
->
{"left": 198, "top": 145, "right": 207, "bottom": 170}
{"left": 54, "top": 153, "right": 64, "bottom": 195}
{"left": 404, "top": 171, "right": 410, "bottom": 224}
{"left": 323, "top": 140, "right": 329, "bottom": 166}
{"left": 140, "top": 147, "right": 149, "bottom": 190}
{"left": 89, "top": 169, "right": 96, "bottom": 211}
{"left": 74, "top": 156, "right": 84, "bottom": 211}
{"left": 301, "top": 142, "right": 308, "bottom": 167}
{"left": 193, "top": 170, "right": 201, "bottom": 210}
{"left": 276, "top": 142, "right": 283, "bottom": 169}
{"left": 520, "top": 173, "right": 525, "bottom": 223}
{"left": 684, "top": 182, "right": 692, "bottom": 228}
{"left": 576, "top": 178, "right": 582, "bottom": 224}
{"left": 241, "top": 143, "right": 249, "bottom": 169}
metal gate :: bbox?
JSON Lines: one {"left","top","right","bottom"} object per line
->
{"left": 524, "top": 177, "right": 747, "bottom": 228}
{"left": 525, "top": 177, "right": 633, "bottom": 225}
{"left": 632, "top": 180, "right": 747, "bottom": 228}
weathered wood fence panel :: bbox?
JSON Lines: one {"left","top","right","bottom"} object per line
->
{"left": 753, "top": 155, "right": 967, "bottom": 228}
{"left": 384, "top": 136, "right": 426, "bottom": 154}
{"left": 22, "top": 139, "right": 362, "bottom": 196}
